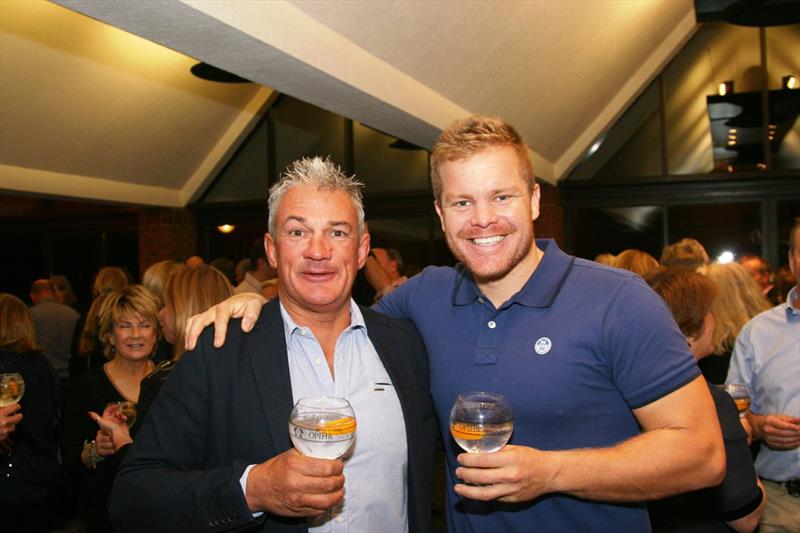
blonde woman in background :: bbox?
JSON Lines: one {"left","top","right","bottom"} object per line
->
{"left": 141, "top": 260, "right": 185, "bottom": 362}
{"left": 141, "top": 265, "right": 232, "bottom": 412}
{"left": 93, "top": 266, "right": 233, "bottom": 469}
{"left": 71, "top": 267, "right": 130, "bottom": 382}
{"left": 141, "top": 260, "right": 184, "bottom": 309}
{"left": 62, "top": 285, "right": 160, "bottom": 533}
{"left": 697, "top": 262, "right": 772, "bottom": 384}
{"left": 91, "top": 267, "right": 128, "bottom": 298}
{"left": 614, "top": 249, "right": 660, "bottom": 278}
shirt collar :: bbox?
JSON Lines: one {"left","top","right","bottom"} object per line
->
{"left": 280, "top": 299, "right": 366, "bottom": 340}
{"left": 452, "top": 239, "right": 574, "bottom": 308}
{"left": 785, "top": 286, "right": 800, "bottom": 320}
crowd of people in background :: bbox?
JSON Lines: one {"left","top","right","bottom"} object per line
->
{"left": 0, "top": 230, "right": 419, "bottom": 532}
{"left": 0, "top": 171, "right": 797, "bottom": 532}
{"left": 594, "top": 229, "right": 800, "bottom": 531}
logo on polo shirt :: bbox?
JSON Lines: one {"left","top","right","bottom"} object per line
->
{"left": 534, "top": 337, "right": 552, "bottom": 355}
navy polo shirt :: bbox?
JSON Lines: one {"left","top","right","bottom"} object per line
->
{"left": 377, "top": 239, "right": 700, "bottom": 532}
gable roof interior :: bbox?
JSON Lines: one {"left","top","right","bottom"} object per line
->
{"left": 1, "top": 0, "right": 699, "bottom": 209}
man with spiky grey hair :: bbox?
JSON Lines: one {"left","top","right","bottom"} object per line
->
{"left": 109, "top": 157, "right": 435, "bottom": 533}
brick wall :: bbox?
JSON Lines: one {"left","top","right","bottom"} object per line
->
{"left": 138, "top": 208, "right": 197, "bottom": 273}
{"left": 536, "top": 180, "right": 565, "bottom": 247}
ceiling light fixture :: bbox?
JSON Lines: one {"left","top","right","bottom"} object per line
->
{"left": 783, "top": 75, "right": 798, "bottom": 90}
{"left": 217, "top": 224, "right": 236, "bottom": 234}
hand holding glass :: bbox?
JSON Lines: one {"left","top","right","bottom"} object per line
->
{"left": 105, "top": 400, "right": 138, "bottom": 428}
{"left": 289, "top": 397, "right": 356, "bottom": 459}
{"left": 723, "top": 384, "right": 751, "bottom": 418}
{"left": 0, "top": 373, "right": 25, "bottom": 407}
{"left": 450, "top": 392, "right": 514, "bottom": 453}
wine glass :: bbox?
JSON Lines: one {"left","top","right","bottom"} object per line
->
{"left": 450, "top": 391, "right": 514, "bottom": 453}
{"left": 723, "top": 384, "right": 751, "bottom": 418}
{"left": 0, "top": 373, "right": 25, "bottom": 407}
{"left": 105, "top": 400, "right": 138, "bottom": 428}
{"left": 289, "top": 397, "right": 357, "bottom": 460}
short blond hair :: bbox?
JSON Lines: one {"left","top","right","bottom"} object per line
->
{"left": 430, "top": 115, "right": 535, "bottom": 202}
{"left": 98, "top": 285, "right": 161, "bottom": 360}
{"left": 268, "top": 157, "right": 364, "bottom": 237}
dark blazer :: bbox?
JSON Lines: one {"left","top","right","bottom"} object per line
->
{"left": 109, "top": 300, "right": 436, "bottom": 533}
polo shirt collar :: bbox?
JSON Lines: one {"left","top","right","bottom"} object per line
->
{"left": 452, "top": 239, "right": 574, "bottom": 308}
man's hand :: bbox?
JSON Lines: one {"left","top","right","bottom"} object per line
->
{"left": 747, "top": 412, "right": 800, "bottom": 450}
{"left": 454, "top": 445, "right": 555, "bottom": 502}
{"left": 0, "top": 403, "right": 22, "bottom": 452}
{"left": 184, "top": 293, "right": 267, "bottom": 350}
{"left": 245, "top": 449, "right": 344, "bottom": 517}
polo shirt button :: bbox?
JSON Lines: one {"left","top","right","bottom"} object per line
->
{"left": 478, "top": 297, "right": 484, "bottom": 304}
{"left": 336, "top": 516, "right": 344, "bottom": 523}
{"left": 488, "top": 320, "right": 496, "bottom": 329}
{"left": 315, "top": 358, "right": 322, "bottom": 365}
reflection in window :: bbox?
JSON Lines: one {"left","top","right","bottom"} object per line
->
{"left": 777, "top": 200, "right": 800, "bottom": 265}
{"left": 368, "top": 216, "right": 451, "bottom": 269}
{"left": 273, "top": 96, "right": 347, "bottom": 174}
{"left": 767, "top": 25, "right": 800, "bottom": 171}
{"left": 569, "top": 82, "right": 662, "bottom": 181}
{"left": 203, "top": 114, "right": 269, "bottom": 203}
{"left": 572, "top": 206, "right": 663, "bottom": 260}
{"left": 665, "top": 23, "right": 763, "bottom": 174}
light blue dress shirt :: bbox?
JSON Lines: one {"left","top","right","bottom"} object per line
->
{"left": 241, "top": 301, "right": 408, "bottom": 533}
{"left": 726, "top": 287, "right": 800, "bottom": 481}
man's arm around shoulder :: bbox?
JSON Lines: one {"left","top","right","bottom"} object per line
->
{"left": 109, "top": 330, "right": 259, "bottom": 533}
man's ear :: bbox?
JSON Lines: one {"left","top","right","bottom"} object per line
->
{"left": 434, "top": 201, "right": 445, "bottom": 232}
{"left": 265, "top": 233, "right": 278, "bottom": 269}
{"left": 357, "top": 231, "right": 371, "bottom": 270}
{"left": 530, "top": 183, "right": 541, "bottom": 222}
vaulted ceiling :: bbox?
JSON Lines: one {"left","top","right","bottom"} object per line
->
{"left": 0, "top": 0, "right": 697, "bottom": 208}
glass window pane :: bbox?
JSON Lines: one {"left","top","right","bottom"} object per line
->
{"left": 353, "top": 122, "right": 430, "bottom": 194}
{"left": 368, "top": 215, "right": 450, "bottom": 269}
{"left": 664, "top": 23, "right": 763, "bottom": 174}
{"left": 273, "top": 96, "right": 347, "bottom": 174}
{"left": 572, "top": 206, "right": 663, "bottom": 260}
{"left": 203, "top": 114, "right": 269, "bottom": 203}
{"left": 567, "top": 81, "right": 662, "bottom": 181}
{"left": 667, "top": 202, "right": 761, "bottom": 261}
{"left": 777, "top": 199, "right": 800, "bottom": 263}
{"left": 766, "top": 24, "right": 800, "bottom": 171}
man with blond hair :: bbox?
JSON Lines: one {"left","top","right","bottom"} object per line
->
{"left": 188, "top": 116, "right": 725, "bottom": 532}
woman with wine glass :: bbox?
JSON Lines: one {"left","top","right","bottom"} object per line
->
{"left": 61, "top": 285, "right": 160, "bottom": 533}
{"left": 0, "top": 293, "right": 60, "bottom": 533}
{"left": 92, "top": 265, "right": 232, "bottom": 455}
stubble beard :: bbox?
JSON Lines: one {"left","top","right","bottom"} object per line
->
{"left": 446, "top": 227, "right": 534, "bottom": 284}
